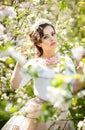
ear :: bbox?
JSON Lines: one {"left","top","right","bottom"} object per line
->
{"left": 37, "top": 43, "right": 42, "bottom": 47}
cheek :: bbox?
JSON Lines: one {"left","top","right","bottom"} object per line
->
{"left": 41, "top": 40, "right": 49, "bottom": 47}
{"left": 42, "top": 43, "right": 50, "bottom": 50}
{"left": 54, "top": 36, "right": 57, "bottom": 40}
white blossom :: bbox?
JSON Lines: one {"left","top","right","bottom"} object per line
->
{"left": 69, "top": 18, "right": 75, "bottom": 23}
{"left": 2, "top": 93, "right": 9, "bottom": 100}
{"left": 5, "top": 7, "right": 16, "bottom": 18}
{"left": 8, "top": 47, "right": 27, "bottom": 65}
{"left": 77, "top": 120, "right": 85, "bottom": 130}
{"left": 0, "top": 11, "right": 6, "bottom": 21}
{"left": 5, "top": 103, "right": 12, "bottom": 112}
{"left": 77, "top": 90, "right": 85, "bottom": 98}
{"left": 0, "top": 24, "right": 5, "bottom": 35}
{"left": 71, "top": 46, "right": 85, "bottom": 61}
{"left": 0, "top": 6, "right": 16, "bottom": 21}
{"left": 47, "top": 86, "right": 68, "bottom": 109}
{"left": 17, "top": 98, "right": 22, "bottom": 103}
{"left": 20, "top": 2, "right": 30, "bottom": 9}
{"left": 62, "top": 29, "right": 67, "bottom": 35}
{"left": 1, "top": 34, "right": 11, "bottom": 42}
{"left": 31, "top": 18, "right": 51, "bottom": 32}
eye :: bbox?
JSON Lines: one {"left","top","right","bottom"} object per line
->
{"left": 43, "top": 35, "right": 49, "bottom": 39}
{"left": 52, "top": 32, "right": 56, "bottom": 36}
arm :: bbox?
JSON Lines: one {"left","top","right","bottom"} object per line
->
{"left": 73, "top": 62, "right": 84, "bottom": 94}
{"left": 10, "top": 62, "right": 22, "bottom": 90}
{"left": 72, "top": 52, "right": 85, "bottom": 93}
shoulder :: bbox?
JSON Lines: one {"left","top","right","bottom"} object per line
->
{"left": 24, "top": 58, "right": 38, "bottom": 67}
{"left": 60, "top": 55, "right": 76, "bottom": 73}
{"left": 60, "top": 55, "right": 74, "bottom": 64}
{"left": 23, "top": 58, "right": 43, "bottom": 72}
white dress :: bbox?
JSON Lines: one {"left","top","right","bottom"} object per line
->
{"left": 1, "top": 56, "right": 76, "bottom": 130}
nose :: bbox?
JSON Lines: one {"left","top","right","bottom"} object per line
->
{"left": 50, "top": 36, "right": 54, "bottom": 41}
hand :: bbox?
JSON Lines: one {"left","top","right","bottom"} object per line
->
{"left": 82, "top": 52, "right": 85, "bottom": 59}
{"left": 76, "top": 52, "right": 85, "bottom": 73}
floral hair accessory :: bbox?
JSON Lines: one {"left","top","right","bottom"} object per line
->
{"left": 31, "top": 18, "right": 52, "bottom": 32}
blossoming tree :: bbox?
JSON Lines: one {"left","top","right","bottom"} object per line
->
{"left": 0, "top": 0, "right": 85, "bottom": 129}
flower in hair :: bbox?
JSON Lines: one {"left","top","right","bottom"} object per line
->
{"left": 31, "top": 18, "right": 51, "bottom": 32}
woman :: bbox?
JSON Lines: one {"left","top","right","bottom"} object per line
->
{"left": 2, "top": 18, "right": 84, "bottom": 130}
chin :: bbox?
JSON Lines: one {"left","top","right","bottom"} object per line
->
{"left": 51, "top": 43, "right": 57, "bottom": 48}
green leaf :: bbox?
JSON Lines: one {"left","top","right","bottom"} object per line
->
{"left": 11, "top": 107, "right": 18, "bottom": 113}
{"left": 6, "top": 57, "right": 14, "bottom": 65}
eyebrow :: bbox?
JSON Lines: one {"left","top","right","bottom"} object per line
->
{"left": 43, "top": 31, "right": 55, "bottom": 36}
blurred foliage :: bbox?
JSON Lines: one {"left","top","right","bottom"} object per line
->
{"left": 0, "top": 0, "right": 85, "bottom": 129}
{"left": 69, "top": 93, "right": 85, "bottom": 129}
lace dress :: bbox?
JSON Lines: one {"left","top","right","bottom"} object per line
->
{"left": 1, "top": 56, "right": 76, "bottom": 130}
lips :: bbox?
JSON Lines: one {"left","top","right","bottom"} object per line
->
{"left": 50, "top": 42, "right": 56, "bottom": 46}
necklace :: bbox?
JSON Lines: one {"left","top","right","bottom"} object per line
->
{"left": 38, "top": 55, "right": 60, "bottom": 67}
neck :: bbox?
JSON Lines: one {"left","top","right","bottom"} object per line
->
{"left": 41, "top": 52, "right": 56, "bottom": 59}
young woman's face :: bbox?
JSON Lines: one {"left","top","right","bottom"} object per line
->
{"left": 38, "top": 25, "right": 57, "bottom": 54}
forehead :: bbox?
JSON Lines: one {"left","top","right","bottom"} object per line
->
{"left": 43, "top": 25, "right": 54, "bottom": 34}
